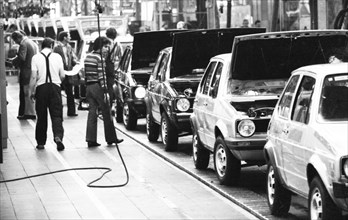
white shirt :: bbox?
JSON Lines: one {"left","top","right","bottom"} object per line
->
{"left": 31, "top": 48, "right": 65, "bottom": 87}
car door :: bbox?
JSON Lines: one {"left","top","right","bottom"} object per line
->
{"left": 194, "top": 61, "right": 218, "bottom": 145}
{"left": 273, "top": 75, "right": 300, "bottom": 180}
{"left": 285, "top": 74, "right": 315, "bottom": 191}
{"left": 205, "top": 62, "right": 223, "bottom": 149}
{"left": 148, "top": 51, "right": 170, "bottom": 123}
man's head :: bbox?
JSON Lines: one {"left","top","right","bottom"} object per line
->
{"left": 93, "top": 36, "right": 111, "bottom": 55}
{"left": 8, "top": 24, "right": 18, "bottom": 33}
{"left": 42, "top": 37, "right": 55, "bottom": 49}
{"left": 11, "top": 31, "right": 24, "bottom": 44}
{"left": 254, "top": 20, "right": 261, "bottom": 28}
{"left": 106, "top": 27, "right": 117, "bottom": 40}
{"left": 242, "top": 19, "right": 249, "bottom": 28}
{"left": 57, "top": 31, "right": 70, "bottom": 44}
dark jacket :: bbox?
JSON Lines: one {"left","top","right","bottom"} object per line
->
{"left": 13, "top": 37, "right": 38, "bottom": 85}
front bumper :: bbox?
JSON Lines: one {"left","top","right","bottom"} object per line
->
{"left": 127, "top": 99, "right": 146, "bottom": 118}
{"left": 333, "top": 182, "right": 348, "bottom": 211}
{"left": 225, "top": 138, "right": 266, "bottom": 162}
{"left": 170, "top": 112, "right": 192, "bottom": 133}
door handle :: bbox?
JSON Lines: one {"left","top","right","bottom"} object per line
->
{"left": 282, "top": 128, "right": 289, "bottom": 134}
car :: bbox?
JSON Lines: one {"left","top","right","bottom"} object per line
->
{"left": 145, "top": 28, "right": 265, "bottom": 151}
{"left": 113, "top": 30, "right": 184, "bottom": 130}
{"left": 190, "top": 30, "right": 348, "bottom": 186}
{"left": 264, "top": 62, "right": 348, "bottom": 220}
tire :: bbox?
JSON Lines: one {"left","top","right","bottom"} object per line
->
{"left": 115, "top": 100, "right": 123, "bottom": 123}
{"left": 161, "top": 112, "right": 178, "bottom": 151}
{"left": 146, "top": 111, "right": 160, "bottom": 142}
{"left": 214, "top": 136, "right": 240, "bottom": 185}
{"left": 192, "top": 130, "right": 210, "bottom": 169}
{"left": 123, "top": 102, "right": 137, "bottom": 130}
{"left": 266, "top": 162, "right": 291, "bottom": 216}
{"left": 309, "top": 176, "right": 343, "bottom": 220}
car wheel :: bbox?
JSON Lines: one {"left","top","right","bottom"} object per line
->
{"left": 123, "top": 102, "right": 137, "bottom": 130}
{"left": 146, "top": 111, "right": 159, "bottom": 142}
{"left": 309, "top": 176, "right": 342, "bottom": 220}
{"left": 115, "top": 100, "right": 123, "bottom": 123}
{"left": 161, "top": 112, "right": 178, "bottom": 151}
{"left": 192, "top": 130, "right": 210, "bottom": 169}
{"left": 214, "top": 136, "right": 240, "bottom": 185}
{"left": 266, "top": 162, "right": 291, "bottom": 216}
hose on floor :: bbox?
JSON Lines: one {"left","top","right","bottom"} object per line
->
{"left": 0, "top": 144, "right": 129, "bottom": 188}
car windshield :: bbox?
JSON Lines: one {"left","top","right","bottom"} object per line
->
{"left": 319, "top": 73, "right": 348, "bottom": 121}
{"left": 228, "top": 79, "right": 287, "bottom": 96}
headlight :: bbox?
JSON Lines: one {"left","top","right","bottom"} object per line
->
{"left": 237, "top": 119, "right": 256, "bottom": 137}
{"left": 343, "top": 158, "right": 348, "bottom": 178}
{"left": 176, "top": 98, "right": 190, "bottom": 112}
{"left": 134, "top": 87, "right": 146, "bottom": 99}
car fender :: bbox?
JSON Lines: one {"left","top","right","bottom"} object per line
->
{"left": 215, "top": 119, "right": 229, "bottom": 139}
{"left": 307, "top": 154, "right": 331, "bottom": 190}
{"left": 160, "top": 99, "right": 171, "bottom": 117}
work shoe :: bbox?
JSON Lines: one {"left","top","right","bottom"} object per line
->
{"left": 107, "top": 139, "right": 123, "bottom": 145}
{"left": 36, "top": 145, "right": 45, "bottom": 150}
{"left": 88, "top": 142, "right": 101, "bottom": 147}
{"left": 54, "top": 137, "right": 65, "bottom": 151}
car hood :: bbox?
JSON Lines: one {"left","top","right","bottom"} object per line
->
{"left": 314, "top": 123, "right": 348, "bottom": 156}
{"left": 130, "top": 67, "right": 152, "bottom": 86}
{"left": 131, "top": 30, "right": 185, "bottom": 70}
{"left": 231, "top": 30, "right": 348, "bottom": 81}
{"left": 170, "top": 28, "right": 265, "bottom": 78}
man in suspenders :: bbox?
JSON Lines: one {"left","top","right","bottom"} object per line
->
{"left": 29, "top": 38, "right": 66, "bottom": 151}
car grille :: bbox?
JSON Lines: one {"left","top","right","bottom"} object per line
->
{"left": 236, "top": 119, "right": 270, "bottom": 133}
{"left": 132, "top": 74, "right": 151, "bottom": 85}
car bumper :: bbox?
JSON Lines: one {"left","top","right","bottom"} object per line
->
{"left": 333, "top": 182, "right": 348, "bottom": 211}
{"left": 224, "top": 139, "right": 266, "bottom": 162}
{"left": 171, "top": 112, "right": 192, "bottom": 133}
{"left": 127, "top": 99, "right": 146, "bottom": 118}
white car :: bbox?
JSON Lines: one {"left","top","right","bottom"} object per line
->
{"left": 190, "top": 30, "right": 348, "bottom": 186}
{"left": 264, "top": 63, "right": 348, "bottom": 220}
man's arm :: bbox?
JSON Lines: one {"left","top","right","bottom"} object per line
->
{"left": 29, "top": 56, "right": 38, "bottom": 99}
{"left": 57, "top": 54, "right": 66, "bottom": 81}
{"left": 17, "top": 41, "right": 28, "bottom": 62}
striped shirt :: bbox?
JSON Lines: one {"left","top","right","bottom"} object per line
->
{"left": 84, "top": 52, "right": 107, "bottom": 89}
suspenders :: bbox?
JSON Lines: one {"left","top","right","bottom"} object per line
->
{"left": 41, "top": 52, "right": 52, "bottom": 83}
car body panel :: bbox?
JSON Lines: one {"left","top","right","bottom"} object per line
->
{"left": 265, "top": 62, "right": 348, "bottom": 211}
{"left": 146, "top": 28, "right": 266, "bottom": 146}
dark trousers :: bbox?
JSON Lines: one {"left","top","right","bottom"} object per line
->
{"left": 63, "top": 80, "right": 76, "bottom": 115}
{"left": 35, "top": 83, "right": 64, "bottom": 145}
{"left": 18, "top": 84, "right": 25, "bottom": 116}
{"left": 86, "top": 83, "right": 117, "bottom": 143}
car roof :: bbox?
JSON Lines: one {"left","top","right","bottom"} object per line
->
{"left": 211, "top": 53, "right": 231, "bottom": 61}
{"left": 234, "top": 29, "right": 348, "bottom": 41}
{"left": 293, "top": 62, "right": 348, "bottom": 75}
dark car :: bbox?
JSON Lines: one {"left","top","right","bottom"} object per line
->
{"left": 145, "top": 28, "right": 265, "bottom": 151}
{"left": 113, "top": 30, "right": 185, "bottom": 130}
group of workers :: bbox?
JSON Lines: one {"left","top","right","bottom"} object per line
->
{"left": 8, "top": 25, "right": 123, "bottom": 151}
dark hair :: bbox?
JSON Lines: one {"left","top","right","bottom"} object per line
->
{"left": 8, "top": 24, "right": 18, "bottom": 32}
{"left": 42, "top": 37, "right": 55, "bottom": 49}
{"left": 106, "top": 27, "right": 117, "bottom": 39}
{"left": 11, "top": 31, "right": 24, "bottom": 41}
{"left": 92, "top": 36, "right": 111, "bottom": 51}
{"left": 254, "top": 20, "right": 261, "bottom": 24}
{"left": 57, "top": 31, "right": 68, "bottom": 42}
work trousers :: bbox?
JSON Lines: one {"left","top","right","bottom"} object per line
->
{"left": 85, "top": 83, "right": 117, "bottom": 143}
{"left": 63, "top": 78, "right": 76, "bottom": 115}
{"left": 35, "top": 83, "right": 64, "bottom": 145}
{"left": 18, "top": 84, "right": 25, "bottom": 116}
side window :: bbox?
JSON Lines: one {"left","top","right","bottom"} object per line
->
{"left": 291, "top": 76, "right": 315, "bottom": 124}
{"left": 158, "top": 53, "right": 169, "bottom": 81}
{"left": 151, "top": 53, "right": 164, "bottom": 80}
{"left": 201, "top": 62, "right": 217, "bottom": 95}
{"left": 278, "top": 75, "right": 300, "bottom": 118}
{"left": 209, "top": 62, "right": 223, "bottom": 98}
